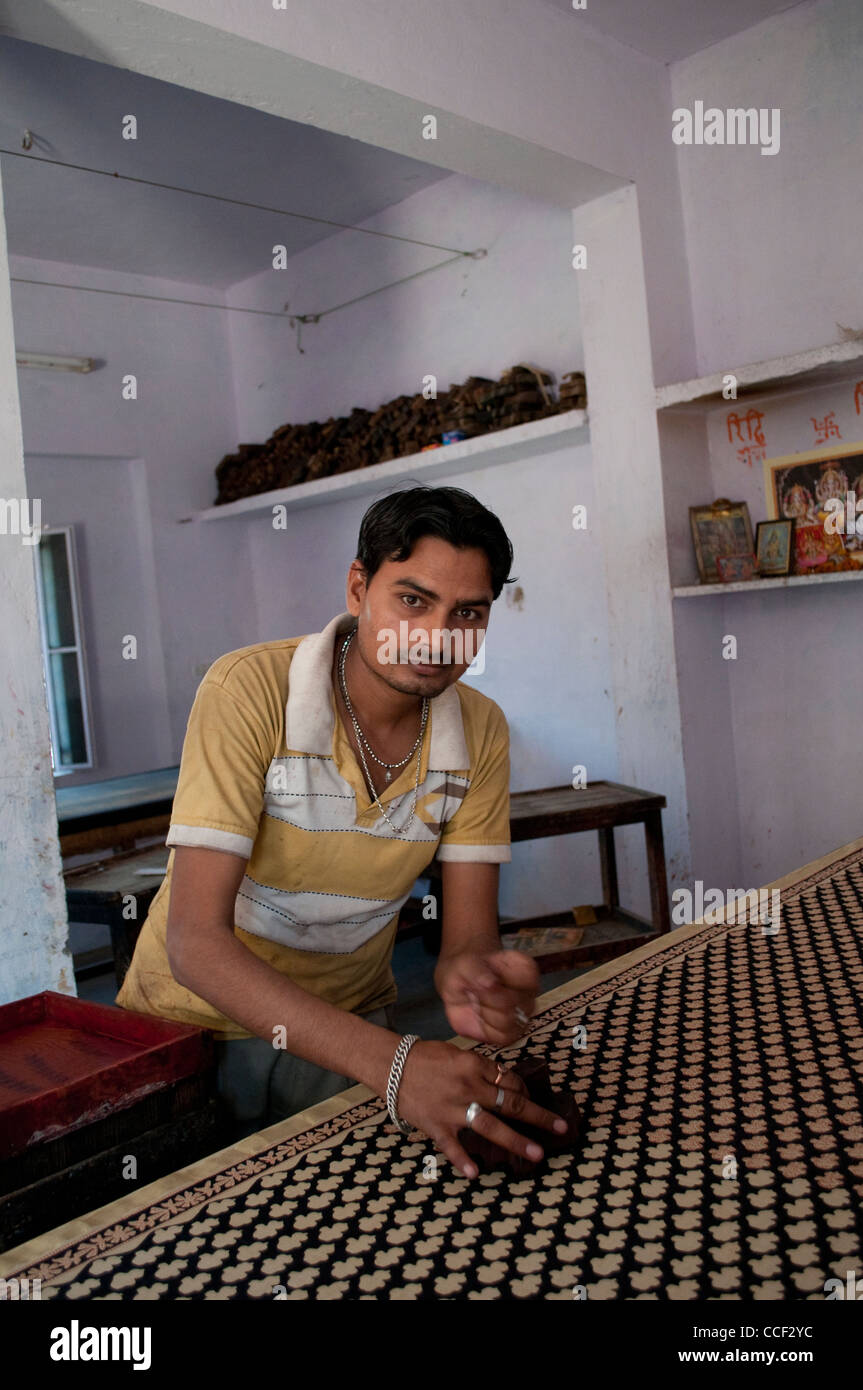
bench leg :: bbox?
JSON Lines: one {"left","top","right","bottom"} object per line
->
{"left": 644, "top": 810, "right": 671, "bottom": 934}
{"left": 598, "top": 827, "right": 619, "bottom": 910}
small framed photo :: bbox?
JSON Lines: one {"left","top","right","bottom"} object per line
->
{"left": 716, "top": 554, "right": 757, "bottom": 583}
{"left": 793, "top": 518, "right": 847, "bottom": 573}
{"left": 755, "top": 519, "right": 794, "bottom": 576}
{"left": 689, "top": 498, "right": 755, "bottom": 584}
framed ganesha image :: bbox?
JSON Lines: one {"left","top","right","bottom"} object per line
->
{"left": 763, "top": 441, "right": 863, "bottom": 573}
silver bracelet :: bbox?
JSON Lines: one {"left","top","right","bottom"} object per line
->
{"left": 385, "top": 1033, "right": 420, "bottom": 1135}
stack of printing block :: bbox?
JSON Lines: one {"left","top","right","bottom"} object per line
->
{"left": 437, "top": 375, "right": 497, "bottom": 438}
{"left": 556, "top": 370, "right": 587, "bottom": 412}
{"left": 213, "top": 442, "right": 275, "bottom": 504}
{"left": 213, "top": 363, "right": 585, "bottom": 505}
{"left": 472, "top": 364, "right": 556, "bottom": 429}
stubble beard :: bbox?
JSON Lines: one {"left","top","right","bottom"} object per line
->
{"left": 335, "top": 624, "right": 453, "bottom": 703}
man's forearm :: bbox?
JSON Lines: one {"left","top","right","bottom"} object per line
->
{"left": 436, "top": 861, "right": 502, "bottom": 971}
{"left": 173, "top": 931, "right": 400, "bottom": 1097}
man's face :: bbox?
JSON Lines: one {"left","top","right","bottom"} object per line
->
{"left": 346, "top": 534, "right": 493, "bottom": 698}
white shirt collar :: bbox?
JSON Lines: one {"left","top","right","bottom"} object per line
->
{"left": 284, "top": 610, "right": 470, "bottom": 768}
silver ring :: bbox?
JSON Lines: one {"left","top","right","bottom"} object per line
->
{"left": 515, "top": 1006, "right": 529, "bottom": 1027}
{"left": 465, "top": 1101, "right": 482, "bottom": 1129}
{"left": 493, "top": 1086, "right": 505, "bottom": 1112}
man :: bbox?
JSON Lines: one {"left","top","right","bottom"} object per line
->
{"left": 117, "top": 485, "right": 567, "bottom": 1176}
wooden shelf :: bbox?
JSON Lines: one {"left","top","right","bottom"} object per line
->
{"left": 673, "top": 568, "right": 863, "bottom": 598}
{"left": 656, "top": 340, "right": 863, "bottom": 413}
{"left": 498, "top": 905, "right": 660, "bottom": 974}
{"left": 180, "top": 409, "right": 588, "bottom": 522}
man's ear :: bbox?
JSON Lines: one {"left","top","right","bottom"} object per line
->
{"left": 345, "top": 559, "right": 368, "bottom": 611}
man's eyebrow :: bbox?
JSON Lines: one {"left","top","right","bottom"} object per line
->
{"left": 391, "top": 578, "right": 491, "bottom": 609}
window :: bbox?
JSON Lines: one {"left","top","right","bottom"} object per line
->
{"left": 34, "top": 525, "right": 94, "bottom": 772}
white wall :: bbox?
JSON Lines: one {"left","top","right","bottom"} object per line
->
{"left": 228, "top": 175, "right": 586, "bottom": 440}
{"left": 100, "top": 0, "right": 698, "bottom": 383}
{"left": 241, "top": 438, "right": 619, "bottom": 922}
{"left": 228, "top": 176, "right": 624, "bottom": 920}
{"left": 701, "top": 381, "right": 863, "bottom": 884}
{"left": 666, "top": 0, "right": 863, "bottom": 889}
{"left": 0, "top": 173, "right": 72, "bottom": 999}
{"left": 7, "top": 135, "right": 632, "bottom": 925}
{"left": 671, "top": 0, "right": 862, "bottom": 373}
{"left": 0, "top": 0, "right": 704, "bottom": 998}
{"left": 10, "top": 255, "right": 255, "bottom": 776}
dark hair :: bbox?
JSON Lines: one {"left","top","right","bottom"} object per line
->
{"left": 355, "top": 485, "right": 516, "bottom": 601}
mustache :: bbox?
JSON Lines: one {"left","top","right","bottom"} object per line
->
{"left": 399, "top": 654, "right": 451, "bottom": 666}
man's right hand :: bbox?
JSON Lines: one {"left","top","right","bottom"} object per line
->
{"left": 395, "top": 1039, "right": 569, "bottom": 1178}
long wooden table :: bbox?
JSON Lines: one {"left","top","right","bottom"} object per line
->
{"left": 64, "top": 778, "right": 670, "bottom": 985}
{"left": 3, "top": 835, "right": 862, "bottom": 1301}
{"left": 58, "top": 767, "right": 178, "bottom": 858}
{"left": 64, "top": 845, "right": 170, "bottom": 987}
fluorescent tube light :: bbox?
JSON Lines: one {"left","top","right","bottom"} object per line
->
{"left": 15, "top": 351, "right": 95, "bottom": 373}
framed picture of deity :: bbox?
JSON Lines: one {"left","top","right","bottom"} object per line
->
{"left": 755, "top": 519, "right": 794, "bottom": 576}
{"left": 763, "top": 442, "right": 863, "bottom": 573}
{"left": 716, "top": 553, "right": 757, "bottom": 583}
{"left": 689, "top": 498, "right": 755, "bottom": 584}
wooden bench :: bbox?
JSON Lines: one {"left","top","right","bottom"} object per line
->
{"left": 424, "top": 779, "right": 671, "bottom": 969}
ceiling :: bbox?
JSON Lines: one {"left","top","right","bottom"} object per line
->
{"left": 536, "top": 0, "right": 806, "bottom": 63}
{"left": 0, "top": 2, "right": 807, "bottom": 291}
{"left": 0, "top": 36, "right": 452, "bottom": 290}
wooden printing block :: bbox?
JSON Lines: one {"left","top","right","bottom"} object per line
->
{"left": 456, "top": 1057, "right": 582, "bottom": 1176}
{"left": 501, "top": 364, "right": 553, "bottom": 381}
{"left": 497, "top": 410, "right": 541, "bottom": 428}
{"left": 475, "top": 384, "right": 516, "bottom": 405}
{"left": 303, "top": 453, "right": 330, "bottom": 481}
{"left": 458, "top": 375, "right": 496, "bottom": 390}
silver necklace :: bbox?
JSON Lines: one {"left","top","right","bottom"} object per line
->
{"left": 337, "top": 629, "right": 429, "bottom": 834}
{"left": 338, "top": 630, "right": 428, "bottom": 778}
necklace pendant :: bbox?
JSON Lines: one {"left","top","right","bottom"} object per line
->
{"left": 385, "top": 769, "right": 391, "bottom": 782}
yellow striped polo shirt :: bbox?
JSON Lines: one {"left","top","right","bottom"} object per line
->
{"left": 115, "top": 609, "right": 511, "bottom": 1038}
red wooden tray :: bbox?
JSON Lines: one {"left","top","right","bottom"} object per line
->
{"left": 0, "top": 992, "right": 212, "bottom": 1160}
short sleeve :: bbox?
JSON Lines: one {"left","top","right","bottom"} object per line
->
{"left": 166, "top": 679, "right": 271, "bottom": 860}
{"left": 435, "top": 703, "right": 511, "bottom": 863}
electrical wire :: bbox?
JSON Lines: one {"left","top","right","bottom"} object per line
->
{"left": 3, "top": 147, "right": 487, "bottom": 344}
{"left": 0, "top": 147, "right": 480, "bottom": 256}
{"left": 11, "top": 248, "right": 484, "bottom": 344}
